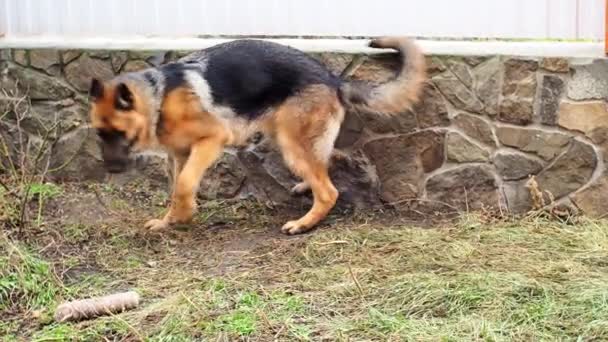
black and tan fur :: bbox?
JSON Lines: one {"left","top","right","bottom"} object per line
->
{"left": 89, "top": 37, "right": 426, "bottom": 234}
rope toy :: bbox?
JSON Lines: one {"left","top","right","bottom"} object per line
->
{"left": 54, "top": 291, "right": 140, "bottom": 322}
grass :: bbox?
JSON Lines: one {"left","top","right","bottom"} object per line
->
{"left": 0, "top": 182, "right": 62, "bottom": 229}
{"left": 2, "top": 181, "right": 608, "bottom": 341}
{"left": 0, "top": 238, "right": 61, "bottom": 314}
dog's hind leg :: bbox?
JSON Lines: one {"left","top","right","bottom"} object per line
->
{"left": 290, "top": 150, "right": 349, "bottom": 196}
{"left": 278, "top": 143, "right": 338, "bottom": 235}
{"left": 273, "top": 85, "right": 344, "bottom": 235}
{"left": 290, "top": 182, "right": 311, "bottom": 196}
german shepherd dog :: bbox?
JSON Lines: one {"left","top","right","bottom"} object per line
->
{"left": 89, "top": 37, "right": 426, "bottom": 234}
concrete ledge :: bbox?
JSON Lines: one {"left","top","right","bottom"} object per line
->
{"left": 0, "top": 36, "right": 604, "bottom": 58}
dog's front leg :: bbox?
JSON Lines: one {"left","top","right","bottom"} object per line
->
{"left": 168, "top": 152, "right": 188, "bottom": 194}
{"left": 145, "top": 136, "right": 225, "bottom": 231}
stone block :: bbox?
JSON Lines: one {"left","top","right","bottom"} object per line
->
{"left": 50, "top": 127, "right": 106, "bottom": 181}
{"left": 433, "top": 74, "right": 484, "bottom": 113}
{"left": 414, "top": 83, "right": 450, "bottom": 129}
{"left": 446, "top": 132, "right": 490, "bottom": 163}
{"left": 502, "top": 180, "right": 532, "bottom": 213}
{"left": 572, "top": 171, "right": 608, "bottom": 217}
{"left": 499, "top": 59, "right": 538, "bottom": 125}
{"left": 111, "top": 52, "right": 129, "bottom": 73}
{"left": 426, "top": 165, "right": 499, "bottom": 210}
{"left": 358, "top": 110, "right": 418, "bottom": 135}
{"left": 539, "top": 75, "right": 565, "bottom": 125}
{"left": 122, "top": 60, "right": 151, "bottom": 73}
{"left": 29, "top": 49, "right": 61, "bottom": 75}
{"left": 363, "top": 131, "right": 445, "bottom": 203}
{"left": 558, "top": 101, "right": 608, "bottom": 138}
{"left": 4, "top": 64, "right": 74, "bottom": 100}
{"left": 198, "top": 153, "right": 246, "bottom": 200}
{"left": 496, "top": 126, "right": 570, "bottom": 161}
{"left": 541, "top": 58, "right": 569, "bottom": 73}
{"left": 453, "top": 113, "right": 496, "bottom": 147}
{"left": 473, "top": 57, "right": 501, "bottom": 117}
{"left": 426, "top": 56, "right": 446, "bottom": 76}
{"left": 494, "top": 151, "right": 544, "bottom": 181}
{"left": 350, "top": 53, "right": 400, "bottom": 83}
{"left": 567, "top": 59, "right": 608, "bottom": 101}
{"left": 312, "top": 53, "right": 353, "bottom": 76}
{"left": 13, "top": 50, "right": 28, "bottom": 66}
{"left": 64, "top": 54, "right": 114, "bottom": 92}
{"left": 536, "top": 140, "right": 597, "bottom": 199}
{"left": 446, "top": 58, "right": 473, "bottom": 88}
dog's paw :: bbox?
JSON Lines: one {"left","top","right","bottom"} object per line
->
{"left": 281, "top": 220, "right": 311, "bottom": 235}
{"left": 290, "top": 182, "right": 310, "bottom": 196}
{"left": 144, "top": 218, "right": 170, "bottom": 231}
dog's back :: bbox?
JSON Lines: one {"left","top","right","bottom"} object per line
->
{"left": 177, "top": 40, "right": 341, "bottom": 119}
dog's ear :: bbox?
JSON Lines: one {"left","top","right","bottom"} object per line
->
{"left": 115, "top": 82, "right": 134, "bottom": 110}
{"left": 89, "top": 78, "right": 104, "bottom": 100}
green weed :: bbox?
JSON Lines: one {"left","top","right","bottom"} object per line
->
{"left": 0, "top": 239, "right": 61, "bottom": 313}
{"left": 28, "top": 182, "right": 62, "bottom": 227}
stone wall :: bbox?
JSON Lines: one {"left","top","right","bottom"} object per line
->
{"left": 2, "top": 48, "right": 608, "bottom": 216}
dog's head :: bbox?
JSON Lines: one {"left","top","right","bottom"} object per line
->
{"left": 89, "top": 78, "right": 150, "bottom": 173}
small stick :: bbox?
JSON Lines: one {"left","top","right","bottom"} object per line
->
{"left": 348, "top": 264, "right": 366, "bottom": 301}
{"left": 54, "top": 291, "right": 140, "bottom": 322}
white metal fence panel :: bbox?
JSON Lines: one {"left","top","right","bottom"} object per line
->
{"left": 0, "top": 0, "right": 604, "bottom": 40}
{"left": 0, "top": 0, "right": 5, "bottom": 37}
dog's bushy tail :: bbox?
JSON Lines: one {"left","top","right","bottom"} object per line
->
{"left": 339, "top": 37, "right": 426, "bottom": 115}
